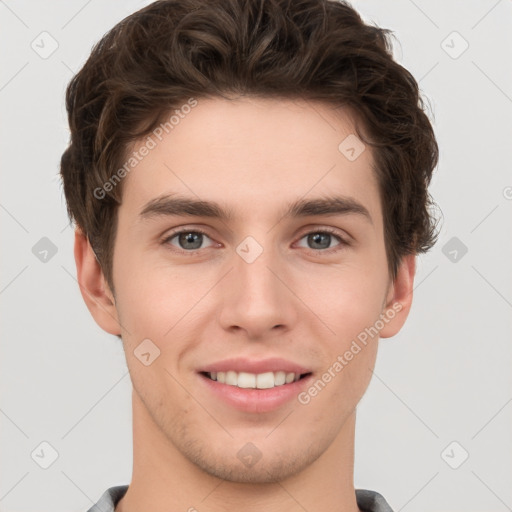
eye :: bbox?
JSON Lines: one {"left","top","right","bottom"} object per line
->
{"left": 161, "top": 227, "right": 349, "bottom": 254}
{"left": 163, "top": 229, "right": 216, "bottom": 251}
{"left": 296, "top": 229, "right": 347, "bottom": 252}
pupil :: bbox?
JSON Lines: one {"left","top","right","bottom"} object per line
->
{"left": 180, "top": 232, "right": 202, "bottom": 250}
{"left": 309, "top": 233, "right": 330, "bottom": 249}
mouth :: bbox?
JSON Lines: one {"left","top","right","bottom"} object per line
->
{"left": 197, "top": 357, "right": 314, "bottom": 412}
{"left": 200, "top": 370, "right": 312, "bottom": 390}
{"left": 198, "top": 366, "right": 314, "bottom": 413}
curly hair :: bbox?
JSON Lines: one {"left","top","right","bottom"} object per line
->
{"left": 60, "top": 0, "right": 439, "bottom": 292}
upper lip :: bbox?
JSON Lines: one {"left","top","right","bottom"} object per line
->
{"left": 198, "top": 357, "right": 312, "bottom": 375}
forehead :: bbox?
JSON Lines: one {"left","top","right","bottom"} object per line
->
{"left": 119, "top": 96, "right": 381, "bottom": 225}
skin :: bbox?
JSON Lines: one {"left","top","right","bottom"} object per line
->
{"left": 75, "top": 96, "right": 415, "bottom": 512}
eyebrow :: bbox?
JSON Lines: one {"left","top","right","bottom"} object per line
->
{"left": 139, "top": 194, "right": 372, "bottom": 224}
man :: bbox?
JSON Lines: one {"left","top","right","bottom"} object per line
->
{"left": 60, "top": 0, "right": 438, "bottom": 510}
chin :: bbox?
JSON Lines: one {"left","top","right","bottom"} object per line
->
{"left": 172, "top": 429, "right": 327, "bottom": 484}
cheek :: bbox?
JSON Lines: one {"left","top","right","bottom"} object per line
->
{"left": 112, "top": 255, "right": 211, "bottom": 382}
{"left": 113, "top": 244, "right": 186, "bottom": 330}
{"left": 310, "top": 262, "right": 388, "bottom": 340}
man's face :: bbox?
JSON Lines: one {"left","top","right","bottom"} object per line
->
{"left": 97, "top": 97, "right": 405, "bottom": 482}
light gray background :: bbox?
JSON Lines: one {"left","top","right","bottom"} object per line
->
{"left": 1, "top": 1, "right": 511, "bottom": 511}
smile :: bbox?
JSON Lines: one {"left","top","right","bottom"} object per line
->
{"left": 203, "top": 370, "right": 311, "bottom": 389}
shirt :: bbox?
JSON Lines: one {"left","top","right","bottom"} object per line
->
{"left": 86, "top": 485, "right": 394, "bottom": 512}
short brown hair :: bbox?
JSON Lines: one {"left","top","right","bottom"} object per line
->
{"left": 60, "top": 0, "right": 439, "bottom": 293}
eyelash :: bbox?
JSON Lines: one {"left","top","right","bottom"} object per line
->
{"left": 161, "top": 227, "right": 350, "bottom": 255}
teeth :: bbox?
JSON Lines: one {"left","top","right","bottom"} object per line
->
{"left": 226, "top": 370, "right": 237, "bottom": 386}
{"left": 274, "top": 371, "right": 286, "bottom": 386}
{"left": 237, "top": 372, "right": 256, "bottom": 388}
{"left": 206, "top": 370, "right": 303, "bottom": 389}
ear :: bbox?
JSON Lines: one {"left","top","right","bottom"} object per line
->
{"left": 74, "top": 228, "right": 121, "bottom": 336}
{"left": 379, "top": 254, "right": 416, "bottom": 339}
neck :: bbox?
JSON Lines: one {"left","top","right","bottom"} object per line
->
{"left": 116, "top": 389, "right": 361, "bottom": 512}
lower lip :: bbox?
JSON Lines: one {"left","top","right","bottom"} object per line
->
{"left": 198, "top": 373, "right": 313, "bottom": 413}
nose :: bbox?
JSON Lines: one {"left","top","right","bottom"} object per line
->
{"left": 216, "top": 241, "right": 298, "bottom": 340}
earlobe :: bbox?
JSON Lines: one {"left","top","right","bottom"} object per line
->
{"left": 74, "top": 229, "right": 121, "bottom": 336}
{"left": 379, "top": 254, "right": 416, "bottom": 339}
